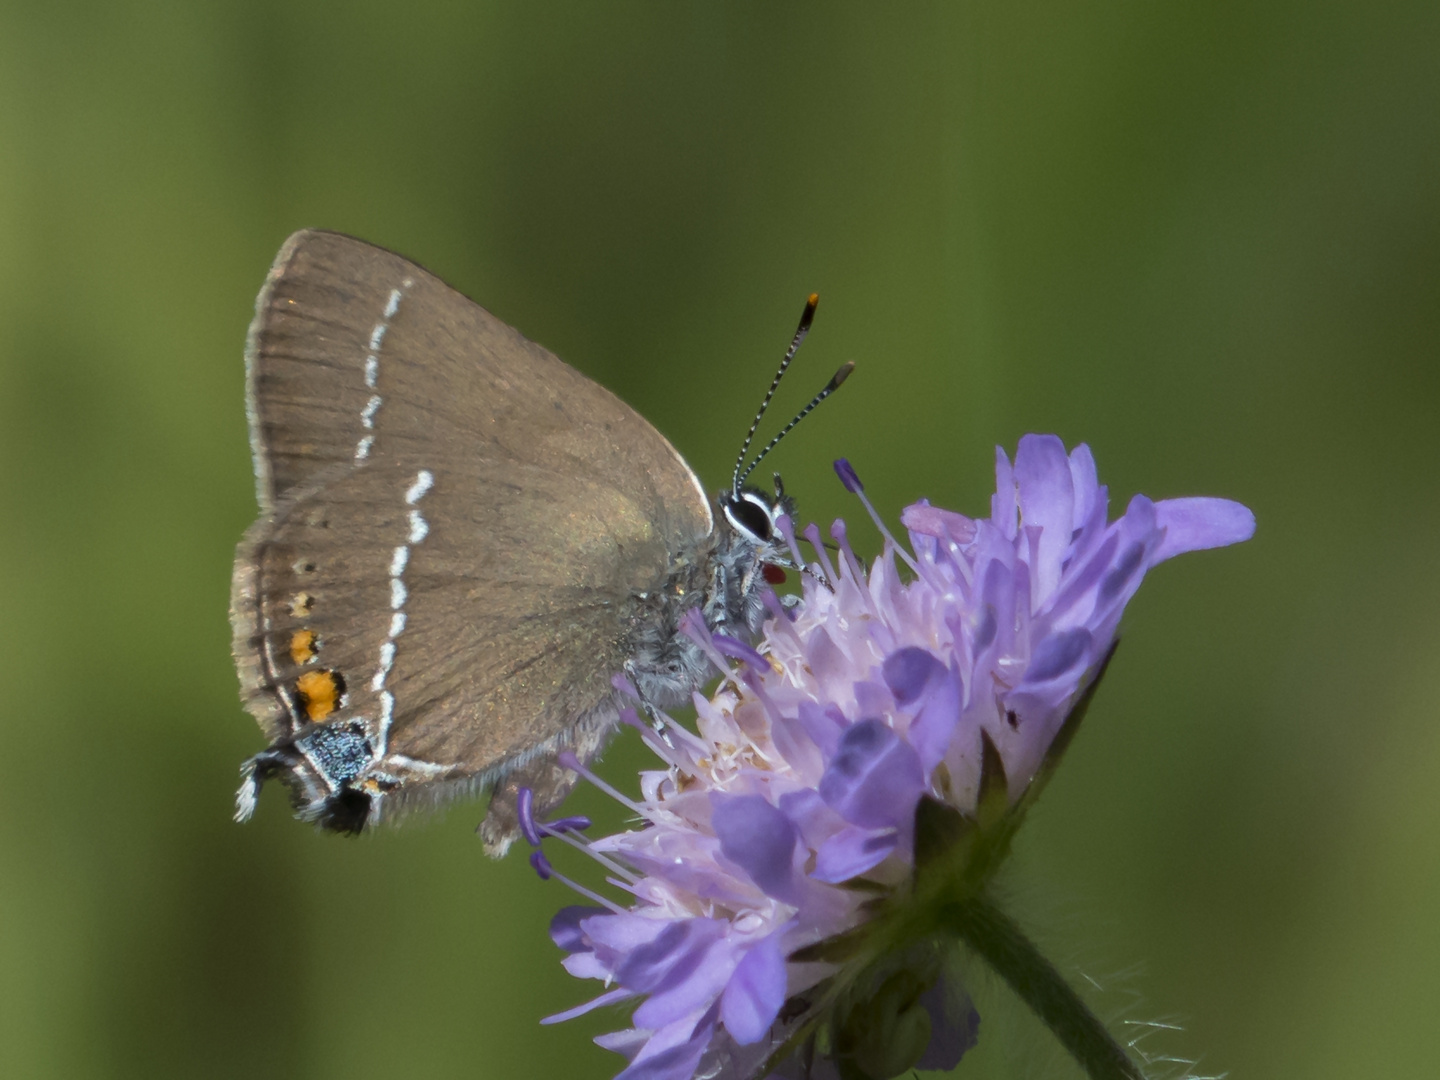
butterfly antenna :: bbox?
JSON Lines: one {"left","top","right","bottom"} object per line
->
{"left": 732, "top": 293, "right": 819, "bottom": 495}
{"left": 736, "top": 361, "right": 854, "bottom": 490}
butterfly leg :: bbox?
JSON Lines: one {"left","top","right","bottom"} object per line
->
{"left": 702, "top": 558, "right": 736, "bottom": 635}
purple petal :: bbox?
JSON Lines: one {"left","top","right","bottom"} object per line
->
{"left": 971, "top": 603, "right": 997, "bottom": 655}
{"left": 769, "top": 710, "right": 823, "bottom": 779}
{"left": 1120, "top": 492, "right": 1158, "bottom": 535}
{"left": 1098, "top": 541, "right": 1146, "bottom": 605}
{"left": 632, "top": 932, "right": 735, "bottom": 1030}
{"left": 712, "top": 795, "right": 799, "bottom": 902}
{"left": 712, "top": 634, "right": 768, "bottom": 671}
{"left": 882, "top": 647, "right": 945, "bottom": 706}
{"left": 804, "top": 627, "right": 851, "bottom": 688}
{"left": 818, "top": 719, "right": 924, "bottom": 830}
{"left": 582, "top": 912, "right": 671, "bottom": 957}
{"left": 907, "top": 664, "right": 962, "bottom": 775}
{"left": 1024, "top": 628, "right": 1092, "bottom": 684}
{"left": 852, "top": 679, "right": 894, "bottom": 720}
{"left": 595, "top": 1027, "right": 649, "bottom": 1060}
{"left": 796, "top": 699, "right": 844, "bottom": 758}
{"left": 1067, "top": 443, "right": 1101, "bottom": 524}
{"left": 991, "top": 446, "right": 1017, "bottom": 539}
{"left": 834, "top": 458, "right": 864, "bottom": 493}
{"left": 721, "top": 933, "right": 787, "bottom": 1045}
{"left": 915, "top": 978, "right": 981, "bottom": 1070}
{"left": 900, "top": 501, "right": 977, "bottom": 543}
{"left": 550, "top": 905, "right": 606, "bottom": 952}
{"left": 812, "top": 825, "right": 899, "bottom": 883}
{"left": 1077, "top": 496, "right": 1164, "bottom": 625}
{"left": 622, "top": 1040, "right": 704, "bottom": 1080}
{"left": 777, "top": 788, "right": 843, "bottom": 849}
{"left": 1065, "top": 444, "right": 1109, "bottom": 568}
{"left": 616, "top": 1011, "right": 716, "bottom": 1080}
{"left": 978, "top": 556, "right": 1016, "bottom": 658}
{"left": 561, "top": 950, "right": 611, "bottom": 981}
{"left": 1015, "top": 434, "right": 1075, "bottom": 601}
{"left": 530, "top": 850, "right": 552, "bottom": 880}
{"left": 1036, "top": 530, "right": 1118, "bottom": 630}
{"left": 616, "top": 836, "right": 757, "bottom": 907}
{"left": 615, "top": 919, "right": 725, "bottom": 994}
{"left": 1152, "top": 497, "right": 1256, "bottom": 564}
{"left": 541, "top": 986, "right": 637, "bottom": 1025}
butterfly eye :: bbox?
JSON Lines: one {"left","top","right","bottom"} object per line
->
{"left": 722, "top": 493, "right": 775, "bottom": 544}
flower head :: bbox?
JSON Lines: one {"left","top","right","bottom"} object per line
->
{"left": 524, "top": 435, "right": 1254, "bottom": 1080}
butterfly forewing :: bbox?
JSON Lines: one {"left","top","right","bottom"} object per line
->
{"left": 233, "top": 230, "right": 715, "bottom": 827}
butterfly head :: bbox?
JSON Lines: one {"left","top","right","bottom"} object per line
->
{"left": 718, "top": 483, "right": 791, "bottom": 548}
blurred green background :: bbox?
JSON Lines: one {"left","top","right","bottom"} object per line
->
{"left": 0, "top": 2, "right": 1436, "bottom": 1078}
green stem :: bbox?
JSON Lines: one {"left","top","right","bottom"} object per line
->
{"left": 941, "top": 893, "right": 1145, "bottom": 1080}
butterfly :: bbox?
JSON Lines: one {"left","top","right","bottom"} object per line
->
{"left": 229, "top": 231, "right": 848, "bottom": 852}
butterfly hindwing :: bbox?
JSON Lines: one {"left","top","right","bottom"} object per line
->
{"left": 233, "top": 230, "right": 715, "bottom": 834}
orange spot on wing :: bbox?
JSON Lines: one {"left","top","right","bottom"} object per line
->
{"left": 295, "top": 669, "right": 344, "bottom": 721}
{"left": 289, "top": 629, "right": 317, "bottom": 664}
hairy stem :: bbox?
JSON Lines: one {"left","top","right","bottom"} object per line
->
{"left": 942, "top": 893, "right": 1144, "bottom": 1080}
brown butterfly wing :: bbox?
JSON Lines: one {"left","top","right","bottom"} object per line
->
{"left": 233, "top": 230, "right": 712, "bottom": 832}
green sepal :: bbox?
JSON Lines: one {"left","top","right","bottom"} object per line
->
{"left": 833, "top": 876, "right": 892, "bottom": 894}
{"left": 832, "top": 967, "right": 935, "bottom": 1080}
{"left": 1007, "top": 640, "right": 1119, "bottom": 829}
{"left": 974, "top": 728, "right": 1010, "bottom": 831}
{"left": 788, "top": 924, "right": 877, "bottom": 965}
{"left": 912, "top": 794, "right": 973, "bottom": 876}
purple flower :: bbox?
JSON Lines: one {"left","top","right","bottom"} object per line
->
{"left": 525, "top": 436, "right": 1253, "bottom": 1080}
